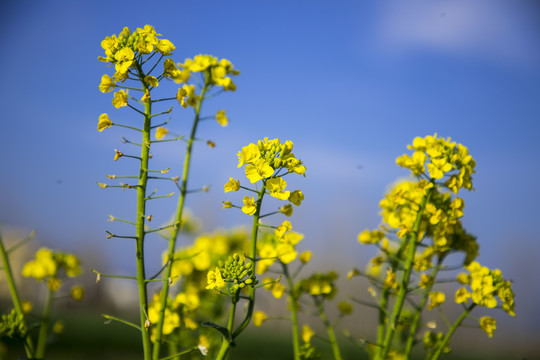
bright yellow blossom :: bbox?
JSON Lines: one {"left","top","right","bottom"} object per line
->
{"left": 242, "top": 196, "right": 257, "bottom": 215}
{"left": 205, "top": 267, "right": 225, "bottom": 290}
{"left": 299, "top": 251, "right": 312, "bottom": 264}
{"left": 224, "top": 178, "right": 240, "bottom": 192}
{"left": 237, "top": 143, "right": 260, "bottom": 167}
{"left": 289, "top": 190, "right": 304, "bottom": 206}
{"left": 479, "top": 316, "right": 496, "bottom": 338}
{"left": 266, "top": 177, "right": 290, "bottom": 200}
{"left": 144, "top": 75, "right": 159, "bottom": 88}
{"left": 253, "top": 311, "right": 268, "bottom": 327}
{"left": 427, "top": 292, "right": 446, "bottom": 310}
{"left": 245, "top": 159, "right": 274, "bottom": 183}
{"left": 155, "top": 127, "right": 168, "bottom": 139}
{"left": 99, "top": 74, "right": 116, "bottom": 93}
{"left": 302, "top": 325, "right": 315, "bottom": 343}
{"left": 97, "top": 114, "right": 113, "bottom": 132}
{"left": 455, "top": 288, "right": 471, "bottom": 304}
{"left": 215, "top": 110, "right": 228, "bottom": 126}
{"left": 112, "top": 90, "right": 128, "bottom": 108}
{"left": 156, "top": 39, "right": 175, "bottom": 55}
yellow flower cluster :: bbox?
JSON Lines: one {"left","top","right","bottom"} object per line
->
{"left": 296, "top": 272, "right": 338, "bottom": 299}
{"left": 369, "top": 178, "right": 479, "bottom": 265}
{"left": 455, "top": 261, "right": 515, "bottom": 317}
{"left": 164, "top": 229, "right": 249, "bottom": 283}
{"left": 147, "top": 291, "right": 201, "bottom": 340}
{"left": 99, "top": 25, "right": 174, "bottom": 81}
{"left": 396, "top": 134, "right": 476, "bottom": 193}
{"left": 21, "top": 248, "right": 81, "bottom": 291}
{"left": 180, "top": 55, "right": 239, "bottom": 91}
{"left": 257, "top": 224, "right": 304, "bottom": 274}
{"left": 226, "top": 138, "right": 306, "bottom": 215}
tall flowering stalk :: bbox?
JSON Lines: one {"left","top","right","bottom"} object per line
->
{"left": 210, "top": 138, "right": 306, "bottom": 359}
{"left": 348, "top": 134, "right": 515, "bottom": 360}
{"left": 96, "top": 25, "right": 238, "bottom": 360}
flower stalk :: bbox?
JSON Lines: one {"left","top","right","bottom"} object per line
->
{"left": 152, "top": 78, "right": 211, "bottom": 360}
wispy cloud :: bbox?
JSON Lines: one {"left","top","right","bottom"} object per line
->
{"left": 375, "top": 0, "right": 540, "bottom": 66}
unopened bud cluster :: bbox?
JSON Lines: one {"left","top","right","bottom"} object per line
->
{"left": 217, "top": 254, "right": 257, "bottom": 291}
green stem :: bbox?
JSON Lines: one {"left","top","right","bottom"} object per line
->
{"left": 378, "top": 187, "right": 432, "bottom": 360}
{"left": 231, "top": 186, "right": 266, "bottom": 339}
{"left": 429, "top": 304, "right": 476, "bottom": 360}
{"left": 376, "top": 288, "right": 390, "bottom": 350}
{"left": 134, "top": 60, "right": 153, "bottom": 360}
{"left": 315, "top": 297, "right": 343, "bottom": 360}
{"left": 35, "top": 288, "right": 54, "bottom": 359}
{"left": 152, "top": 80, "right": 211, "bottom": 360}
{"left": 282, "top": 262, "right": 301, "bottom": 360}
{"left": 404, "top": 256, "right": 445, "bottom": 357}
{"left": 216, "top": 293, "right": 238, "bottom": 359}
{"left": 0, "top": 230, "right": 35, "bottom": 357}
{"left": 215, "top": 186, "right": 265, "bottom": 360}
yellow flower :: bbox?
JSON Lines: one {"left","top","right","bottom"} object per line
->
{"left": 224, "top": 177, "right": 240, "bottom": 192}
{"left": 418, "top": 274, "right": 433, "bottom": 289}
{"left": 479, "top": 316, "right": 496, "bottom": 338}
{"left": 302, "top": 325, "right": 315, "bottom": 343}
{"left": 383, "top": 269, "right": 398, "bottom": 291}
{"left": 253, "top": 311, "right": 268, "bottom": 327}
{"left": 279, "top": 204, "right": 293, "bottom": 216}
{"left": 237, "top": 143, "right": 260, "bottom": 167}
{"left": 245, "top": 159, "right": 274, "bottom": 183}
{"left": 99, "top": 74, "right": 116, "bottom": 93}
{"left": 112, "top": 90, "right": 128, "bottom": 108}
{"left": 266, "top": 177, "right": 290, "bottom": 200}
{"left": 289, "top": 190, "right": 304, "bottom": 206}
{"left": 215, "top": 110, "right": 228, "bottom": 126}
{"left": 97, "top": 114, "right": 113, "bottom": 132}
{"left": 144, "top": 75, "right": 159, "bottom": 88}
{"left": 299, "top": 251, "right": 312, "bottom": 264}
{"left": 71, "top": 286, "right": 84, "bottom": 301}
{"left": 156, "top": 39, "right": 175, "bottom": 55}
{"left": 114, "top": 47, "right": 134, "bottom": 74}
{"left": 275, "top": 220, "right": 292, "bottom": 239}
{"left": 184, "top": 317, "right": 198, "bottom": 330}
{"left": 427, "top": 292, "right": 446, "bottom": 310}
{"left": 22, "top": 248, "right": 57, "bottom": 280}
{"left": 222, "top": 201, "right": 232, "bottom": 209}
{"left": 163, "top": 58, "right": 180, "bottom": 78}
{"left": 175, "top": 87, "right": 188, "bottom": 108}
{"left": 455, "top": 288, "right": 471, "bottom": 304}
{"left": 357, "top": 229, "right": 385, "bottom": 244}
{"left": 155, "top": 127, "right": 168, "bottom": 139}
{"left": 271, "top": 281, "right": 286, "bottom": 299}
{"left": 242, "top": 196, "right": 257, "bottom": 215}
{"left": 205, "top": 267, "right": 225, "bottom": 290}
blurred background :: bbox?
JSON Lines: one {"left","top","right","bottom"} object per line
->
{"left": 1, "top": 0, "right": 539, "bottom": 358}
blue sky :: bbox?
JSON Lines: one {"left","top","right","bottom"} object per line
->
{"left": 1, "top": 0, "right": 539, "bottom": 347}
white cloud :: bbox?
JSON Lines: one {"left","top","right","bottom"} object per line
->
{"left": 375, "top": 0, "right": 540, "bottom": 66}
